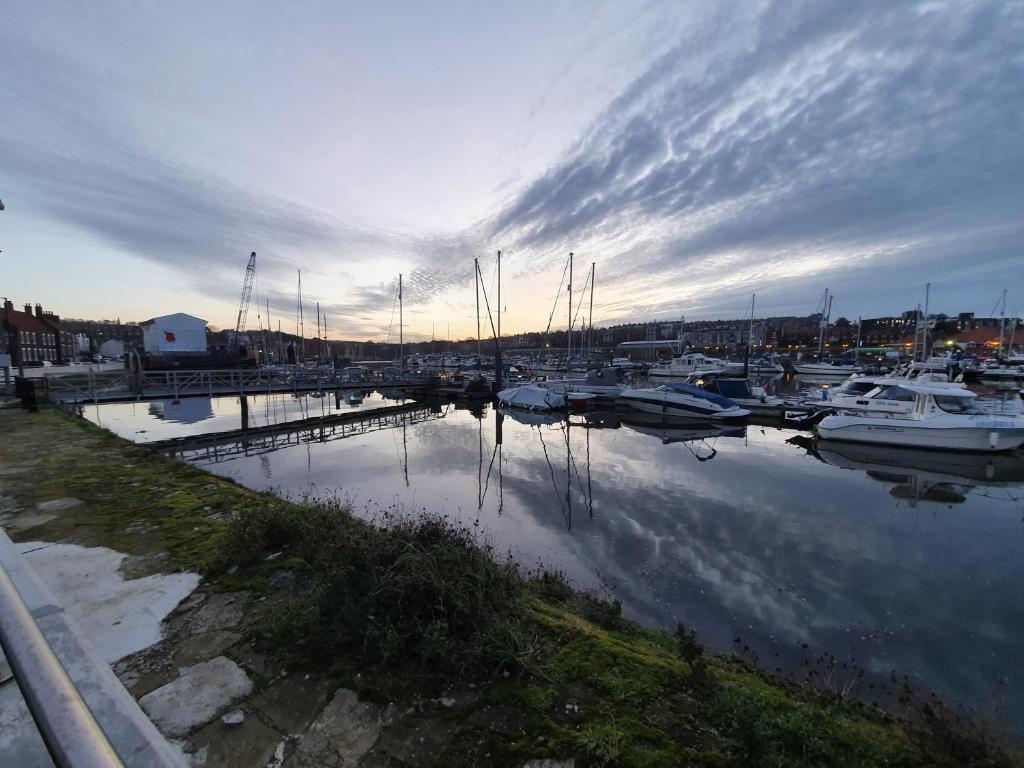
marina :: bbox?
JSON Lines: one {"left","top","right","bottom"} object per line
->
{"left": 77, "top": 388, "right": 1024, "bottom": 733}
{"left": 4, "top": 3, "right": 1024, "bottom": 762}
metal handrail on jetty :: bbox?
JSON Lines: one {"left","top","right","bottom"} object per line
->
{"left": 0, "top": 562, "right": 124, "bottom": 768}
{"left": 39, "top": 366, "right": 429, "bottom": 405}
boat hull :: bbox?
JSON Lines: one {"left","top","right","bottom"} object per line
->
{"left": 617, "top": 393, "right": 749, "bottom": 422}
{"left": 791, "top": 364, "right": 861, "bottom": 376}
{"left": 816, "top": 415, "right": 1024, "bottom": 452}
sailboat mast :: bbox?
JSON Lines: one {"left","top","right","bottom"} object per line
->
{"left": 817, "top": 288, "right": 828, "bottom": 358}
{"left": 316, "top": 301, "right": 321, "bottom": 361}
{"left": 749, "top": 293, "right": 756, "bottom": 348}
{"left": 298, "top": 269, "right": 305, "bottom": 364}
{"left": 922, "top": 283, "right": 930, "bottom": 360}
{"left": 998, "top": 288, "right": 1007, "bottom": 358}
{"left": 854, "top": 316, "right": 862, "bottom": 362}
{"left": 474, "top": 257, "right": 481, "bottom": 368}
{"left": 398, "top": 273, "right": 404, "bottom": 371}
{"left": 496, "top": 250, "right": 501, "bottom": 346}
{"left": 588, "top": 262, "right": 595, "bottom": 362}
{"left": 265, "top": 299, "right": 273, "bottom": 363}
{"left": 567, "top": 251, "right": 573, "bottom": 371}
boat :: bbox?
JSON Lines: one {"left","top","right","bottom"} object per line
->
{"left": 979, "top": 359, "right": 1024, "bottom": 381}
{"left": 648, "top": 353, "right": 735, "bottom": 378}
{"left": 541, "top": 367, "right": 627, "bottom": 401}
{"left": 683, "top": 372, "right": 798, "bottom": 418}
{"left": 617, "top": 382, "right": 750, "bottom": 422}
{"left": 790, "top": 288, "right": 862, "bottom": 375}
{"left": 791, "top": 360, "right": 862, "bottom": 376}
{"left": 496, "top": 383, "right": 567, "bottom": 411}
{"left": 815, "top": 383, "right": 1024, "bottom": 452}
{"left": 611, "top": 357, "right": 647, "bottom": 371}
{"left": 746, "top": 355, "right": 786, "bottom": 374}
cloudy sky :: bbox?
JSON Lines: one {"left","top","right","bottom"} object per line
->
{"left": 2, "top": 0, "right": 1021, "bottom": 340}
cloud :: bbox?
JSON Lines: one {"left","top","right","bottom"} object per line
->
{"left": 488, "top": 0, "right": 1024, "bottom": 319}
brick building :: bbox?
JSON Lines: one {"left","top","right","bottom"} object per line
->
{"left": 1, "top": 300, "right": 66, "bottom": 366}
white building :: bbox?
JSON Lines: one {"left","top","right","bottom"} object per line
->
{"left": 140, "top": 313, "right": 208, "bottom": 355}
{"left": 98, "top": 339, "right": 124, "bottom": 358}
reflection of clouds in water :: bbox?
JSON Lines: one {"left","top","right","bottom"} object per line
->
{"left": 193, "top": 408, "right": 1024, "bottom": 728}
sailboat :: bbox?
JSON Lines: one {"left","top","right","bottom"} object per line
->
{"left": 791, "top": 289, "right": 861, "bottom": 375}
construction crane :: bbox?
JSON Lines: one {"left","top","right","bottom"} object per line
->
{"left": 234, "top": 252, "right": 257, "bottom": 355}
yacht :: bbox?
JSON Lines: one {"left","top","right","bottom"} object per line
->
{"left": 617, "top": 382, "right": 750, "bottom": 422}
{"left": 541, "top": 367, "right": 627, "bottom": 402}
{"left": 815, "top": 383, "right": 1024, "bottom": 451}
{"left": 746, "top": 355, "right": 786, "bottom": 374}
{"left": 791, "top": 359, "right": 862, "bottom": 376}
{"left": 648, "top": 353, "right": 734, "bottom": 378}
{"left": 979, "top": 359, "right": 1024, "bottom": 381}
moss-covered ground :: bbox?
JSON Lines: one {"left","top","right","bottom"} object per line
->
{"left": 1, "top": 406, "right": 1020, "bottom": 767}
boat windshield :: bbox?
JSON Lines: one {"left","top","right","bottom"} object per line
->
{"left": 872, "top": 385, "right": 916, "bottom": 401}
{"left": 933, "top": 395, "right": 981, "bottom": 414}
{"left": 712, "top": 380, "right": 752, "bottom": 399}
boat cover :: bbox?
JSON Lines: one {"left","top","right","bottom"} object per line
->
{"left": 663, "top": 382, "right": 738, "bottom": 410}
{"left": 497, "top": 384, "right": 567, "bottom": 411}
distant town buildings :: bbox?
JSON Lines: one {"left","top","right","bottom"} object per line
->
{"left": 1, "top": 297, "right": 1019, "bottom": 368}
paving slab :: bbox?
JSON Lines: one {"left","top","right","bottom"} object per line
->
{"left": 140, "top": 656, "right": 253, "bottom": 737}
{"left": 187, "top": 711, "right": 284, "bottom": 768}
{"left": 289, "top": 688, "right": 381, "bottom": 768}
{"left": 250, "top": 674, "right": 333, "bottom": 736}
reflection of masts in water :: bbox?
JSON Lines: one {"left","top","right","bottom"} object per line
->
{"left": 537, "top": 425, "right": 567, "bottom": 526}
{"left": 564, "top": 419, "right": 572, "bottom": 530}
{"left": 586, "top": 427, "right": 593, "bottom": 520}
{"left": 392, "top": 417, "right": 410, "bottom": 486}
{"left": 402, "top": 419, "right": 409, "bottom": 487}
{"left": 477, "top": 410, "right": 504, "bottom": 514}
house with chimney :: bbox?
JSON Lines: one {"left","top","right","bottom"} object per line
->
{"left": 1, "top": 300, "right": 67, "bottom": 366}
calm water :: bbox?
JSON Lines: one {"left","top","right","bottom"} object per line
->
{"left": 153, "top": 399, "right": 1024, "bottom": 732}
{"left": 83, "top": 390, "right": 406, "bottom": 443}
{"left": 83, "top": 386, "right": 1024, "bottom": 733}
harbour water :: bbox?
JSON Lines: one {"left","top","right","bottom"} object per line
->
{"left": 82, "top": 390, "right": 407, "bottom": 443}
{"left": 87, "top": 392, "right": 1024, "bottom": 732}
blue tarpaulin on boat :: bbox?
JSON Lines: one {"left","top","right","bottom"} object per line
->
{"left": 663, "top": 382, "right": 738, "bottom": 409}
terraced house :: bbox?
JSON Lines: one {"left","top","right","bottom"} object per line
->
{"left": 1, "top": 300, "right": 66, "bottom": 366}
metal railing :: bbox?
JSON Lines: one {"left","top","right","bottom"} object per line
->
{"left": 41, "top": 367, "right": 429, "bottom": 404}
{"left": 0, "top": 562, "right": 124, "bottom": 767}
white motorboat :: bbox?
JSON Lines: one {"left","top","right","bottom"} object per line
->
{"left": 617, "top": 382, "right": 750, "bottom": 422}
{"left": 979, "top": 359, "right": 1024, "bottom": 381}
{"left": 648, "top": 353, "right": 733, "bottom": 378}
{"left": 541, "top": 367, "right": 627, "bottom": 401}
{"left": 815, "top": 383, "right": 1024, "bottom": 452}
{"left": 497, "top": 383, "right": 566, "bottom": 412}
{"left": 791, "top": 360, "right": 862, "bottom": 376}
{"left": 746, "top": 357, "right": 786, "bottom": 374}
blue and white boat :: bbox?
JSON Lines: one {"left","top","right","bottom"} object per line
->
{"left": 617, "top": 382, "right": 750, "bottom": 422}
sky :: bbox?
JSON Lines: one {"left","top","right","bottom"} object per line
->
{"left": 1, "top": 0, "right": 1022, "bottom": 341}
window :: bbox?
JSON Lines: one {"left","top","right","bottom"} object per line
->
{"left": 873, "top": 385, "right": 916, "bottom": 402}
{"left": 933, "top": 395, "right": 979, "bottom": 414}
